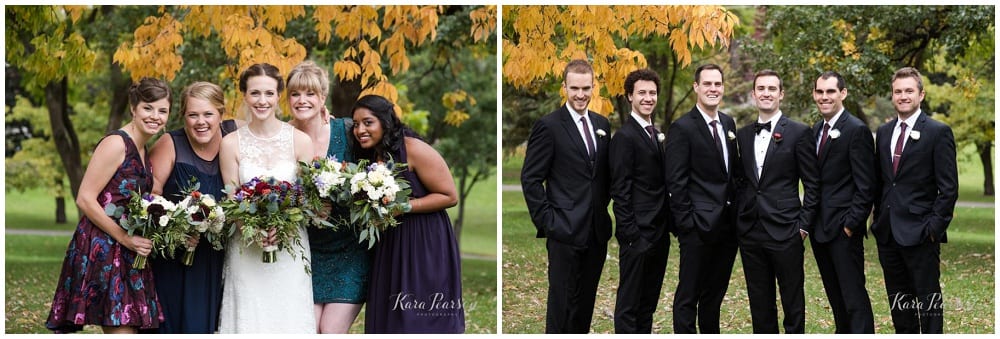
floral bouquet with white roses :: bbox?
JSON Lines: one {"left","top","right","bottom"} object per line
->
{"left": 104, "top": 179, "right": 177, "bottom": 269}
{"left": 167, "top": 183, "right": 227, "bottom": 266}
{"left": 299, "top": 155, "right": 350, "bottom": 229}
{"left": 344, "top": 159, "right": 412, "bottom": 249}
{"left": 220, "top": 176, "right": 309, "bottom": 266}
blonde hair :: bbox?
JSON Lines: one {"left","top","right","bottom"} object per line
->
{"left": 286, "top": 60, "right": 330, "bottom": 96}
{"left": 178, "top": 81, "right": 225, "bottom": 121}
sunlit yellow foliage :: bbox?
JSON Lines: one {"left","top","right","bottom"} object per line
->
{"left": 503, "top": 5, "right": 738, "bottom": 116}
{"left": 470, "top": 6, "right": 496, "bottom": 43}
{"left": 441, "top": 90, "right": 476, "bottom": 126}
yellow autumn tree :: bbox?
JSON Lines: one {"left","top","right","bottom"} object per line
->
{"left": 503, "top": 5, "right": 739, "bottom": 116}
{"left": 114, "top": 5, "right": 495, "bottom": 119}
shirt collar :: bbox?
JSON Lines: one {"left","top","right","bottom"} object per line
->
{"left": 897, "top": 109, "right": 921, "bottom": 129}
{"left": 567, "top": 103, "right": 588, "bottom": 121}
{"left": 630, "top": 111, "right": 653, "bottom": 129}
{"left": 697, "top": 106, "right": 721, "bottom": 125}
{"left": 825, "top": 109, "right": 844, "bottom": 128}
{"left": 757, "top": 111, "right": 783, "bottom": 125}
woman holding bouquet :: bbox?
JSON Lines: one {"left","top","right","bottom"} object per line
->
{"left": 287, "top": 61, "right": 369, "bottom": 333}
{"left": 352, "top": 95, "right": 465, "bottom": 333}
{"left": 45, "top": 78, "right": 171, "bottom": 333}
{"left": 143, "top": 82, "right": 243, "bottom": 333}
{"left": 217, "top": 63, "right": 316, "bottom": 333}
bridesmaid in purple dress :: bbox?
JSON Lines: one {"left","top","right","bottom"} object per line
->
{"left": 45, "top": 78, "right": 171, "bottom": 333}
{"left": 351, "top": 94, "right": 465, "bottom": 333}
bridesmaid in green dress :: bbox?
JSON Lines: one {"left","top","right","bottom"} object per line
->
{"left": 287, "top": 60, "right": 370, "bottom": 333}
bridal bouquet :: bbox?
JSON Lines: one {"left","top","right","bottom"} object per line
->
{"left": 104, "top": 179, "right": 176, "bottom": 269}
{"left": 299, "top": 155, "right": 350, "bottom": 229}
{"left": 345, "top": 159, "right": 411, "bottom": 249}
{"left": 221, "top": 176, "right": 308, "bottom": 265}
{"left": 167, "top": 184, "right": 227, "bottom": 266}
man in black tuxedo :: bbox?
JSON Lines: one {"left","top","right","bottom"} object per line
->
{"left": 521, "top": 59, "right": 612, "bottom": 333}
{"left": 609, "top": 68, "right": 672, "bottom": 333}
{"left": 809, "top": 71, "right": 876, "bottom": 333}
{"left": 664, "top": 63, "right": 739, "bottom": 334}
{"left": 872, "top": 67, "right": 957, "bottom": 334}
{"left": 734, "top": 69, "right": 819, "bottom": 334}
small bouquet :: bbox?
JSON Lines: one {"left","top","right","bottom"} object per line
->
{"left": 345, "top": 159, "right": 412, "bottom": 249}
{"left": 220, "top": 176, "right": 308, "bottom": 265}
{"left": 104, "top": 179, "right": 176, "bottom": 269}
{"left": 167, "top": 184, "right": 227, "bottom": 266}
{"left": 299, "top": 155, "right": 350, "bottom": 229}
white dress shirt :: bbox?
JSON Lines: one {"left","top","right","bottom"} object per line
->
{"left": 817, "top": 109, "right": 844, "bottom": 154}
{"left": 754, "top": 111, "right": 783, "bottom": 179}
{"left": 697, "top": 107, "right": 729, "bottom": 172}
{"left": 890, "top": 109, "right": 921, "bottom": 156}
{"left": 568, "top": 103, "right": 598, "bottom": 154}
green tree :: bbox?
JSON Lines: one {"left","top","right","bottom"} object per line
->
{"left": 740, "top": 5, "right": 994, "bottom": 195}
{"left": 6, "top": 5, "right": 98, "bottom": 221}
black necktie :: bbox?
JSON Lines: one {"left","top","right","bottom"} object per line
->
{"left": 754, "top": 121, "right": 772, "bottom": 134}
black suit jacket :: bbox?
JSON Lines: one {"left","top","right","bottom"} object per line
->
{"left": 871, "top": 113, "right": 957, "bottom": 246}
{"left": 735, "top": 115, "right": 820, "bottom": 241}
{"left": 812, "top": 112, "right": 876, "bottom": 243}
{"left": 521, "top": 105, "right": 613, "bottom": 247}
{"left": 610, "top": 116, "right": 672, "bottom": 244}
{"left": 664, "top": 107, "right": 740, "bottom": 242}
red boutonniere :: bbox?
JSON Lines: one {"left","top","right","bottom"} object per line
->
{"left": 772, "top": 132, "right": 783, "bottom": 143}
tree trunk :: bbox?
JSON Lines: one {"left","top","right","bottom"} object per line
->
{"left": 55, "top": 196, "right": 67, "bottom": 224}
{"left": 106, "top": 62, "right": 132, "bottom": 133}
{"left": 978, "top": 141, "right": 994, "bottom": 196}
{"left": 46, "top": 78, "right": 85, "bottom": 218}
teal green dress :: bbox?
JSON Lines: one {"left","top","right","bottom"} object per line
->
{"left": 308, "top": 118, "right": 370, "bottom": 303}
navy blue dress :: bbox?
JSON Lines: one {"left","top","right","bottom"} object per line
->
{"left": 142, "top": 122, "right": 233, "bottom": 334}
{"left": 309, "top": 118, "right": 371, "bottom": 304}
{"left": 364, "top": 138, "right": 465, "bottom": 333}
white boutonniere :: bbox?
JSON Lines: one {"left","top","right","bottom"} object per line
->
{"left": 727, "top": 131, "right": 736, "bottom": 140}
{"left": 910, "top": 130, "right": 921, "bottom": 141}
{"left": 657, "top": 133, "right": 666, "bottom": 142}
{"left": 828, "top": 129, "right": 841, "bottom": 139}
{"left": 596, "top": 129, "right": 607, "bottom": 137}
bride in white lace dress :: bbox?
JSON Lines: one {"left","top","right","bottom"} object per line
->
{"left": 218, "top": 63, "right": 317, "bottom": 333}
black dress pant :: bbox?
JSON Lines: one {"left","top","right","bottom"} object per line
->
{"left": 811, "top": 232, "right": 875, "bottom": 333}
{"left": 614, "top": 235, "right": 670, "bottom": 333}
{"left": 672, "top": 230, "right": 738, "bottom": 334}
{"left": 738, "top": 224, "right": 805, "bottom": 334}
{"left": 545, "top": 235, "right": 607, "bottom": 333}
{"left": 876, "top": 234, "right": 943, "bottom": 333}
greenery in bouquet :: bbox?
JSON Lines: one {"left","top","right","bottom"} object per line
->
{"left": 345, "top": 159, "right": 412, "bottom": 249}
{"left": 299, "top": 155, "right": 351, "bottom": 230}
{"left": 103, "top": 178, "right": 176, "bottom": 269}
{"left": 165, "top": 181, "right": 228, "bottom": 265}
{"left": 221, "top": 176, "right": 309, "bottom": 269}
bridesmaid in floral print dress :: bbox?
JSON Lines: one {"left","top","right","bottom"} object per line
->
{"left": 45, "top": 78, "right": 171, "bottom": 333}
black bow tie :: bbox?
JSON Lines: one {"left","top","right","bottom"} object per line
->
{"left": 754, "top": 121, "right": 772, "bottom": 134}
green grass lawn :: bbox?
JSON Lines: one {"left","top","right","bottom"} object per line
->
{"left": 501, "top": 191, "right": 994, "bottom": 333}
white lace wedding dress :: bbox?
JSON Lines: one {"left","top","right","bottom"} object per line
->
{"left": 218, "top": 123, "right": 315, "bottom": 333}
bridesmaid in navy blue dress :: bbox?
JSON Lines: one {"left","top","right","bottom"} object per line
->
{"left": 287, "top": 61, "right": 370, "bottom": 333}
{"left": 45, "top": 78, "right": 171, "bottom": 333}
{"left": 351, "top": 95, "right": 465, "bottom": 333}
{"left": 145, "top": 82, "right": 242, "bottom": 333}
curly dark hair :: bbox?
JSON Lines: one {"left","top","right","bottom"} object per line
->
{"left": 350, "top": 94, "right": 419, "bottom": 162}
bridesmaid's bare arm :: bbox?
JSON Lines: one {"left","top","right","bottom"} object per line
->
{"left": 403, "top": 136, "right": 458, "bottom": 213}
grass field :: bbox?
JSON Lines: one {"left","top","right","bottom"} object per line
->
{"left": 4, "top": 174, "right": 497, "bottom": 334}
{"left": 501, "top": 190, "right": 994, "bottom": 333}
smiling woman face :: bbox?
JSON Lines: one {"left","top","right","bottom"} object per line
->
{"left": 352, "top": 107, "right": 384, "bottom": 149}
{"left": 131, "top": 97, "right": 170, "bottom": 136}
{"left": 183, "top": 97, "right": 222, "bottom": 147}
{"left": 243, "top": 75, "right": 280, "bottom": 121}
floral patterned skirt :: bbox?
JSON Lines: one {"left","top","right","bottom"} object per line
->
{"left": 45, "top": 218, "right": 163, "bottom": 333}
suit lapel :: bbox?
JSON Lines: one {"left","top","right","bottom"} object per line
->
{"left": 897, "top": 114, "right": 926, "bottom": 176}
{"left": 558, "top": 108, "right": 592, "bottom": 162}
{"left": 759, "top": 116, "right": 786, "bottom": 182}
{"left": 738, "top": 126, "right": 760, "bottom": 186}
{"left": 815, "top": 113, "right": 844, "bottom": 166}
{"left": 689, "top": 110, "right": 728, "bottom": 173}
{"left": 879, "top": 118, "right": 897, "bottom": 178}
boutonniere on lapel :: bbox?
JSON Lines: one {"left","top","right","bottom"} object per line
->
{"left": 596, "top": 129, "right": 607, "bottom": 138}
{"left": 829, "top": 129, "right": 841, "bottom": 139}
{"left": 909, "top": 130, "right": 921, "bottom": 141}
{"left": 772, "top": 132, "right": 783, "bottom": 143}
{"left": 657, "top": 133, "right": 666, "bottom": 142}
{"left": 727, "top": 131, "right": 736, "bottom": 140}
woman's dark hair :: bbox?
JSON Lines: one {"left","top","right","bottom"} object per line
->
{"left": 128, "top": 77, "right": 171, "bottom": 109}
{"left": 350, "top": 94, "right": 418, "bottom": 162}
{"left": 238, "top": 63, "right": 284, "bottom": 94}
